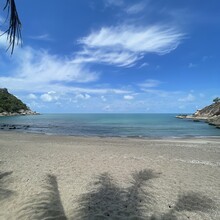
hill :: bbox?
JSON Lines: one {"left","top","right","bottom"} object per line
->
{"left": 0, "top": 88, "right": 38, "bottom": 116}
{"left": 193, "top": 102, "right": 220, "bottom": 118}
{"left": 176, "top": 101, "right": 220, "bottom": 128}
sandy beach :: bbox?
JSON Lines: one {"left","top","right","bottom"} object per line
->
{"left": 0, "top": 132, "right": 219, "bottom": 220}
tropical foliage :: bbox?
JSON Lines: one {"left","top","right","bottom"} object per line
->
{"left": 1, "top": 0, "right": 21, "bottom": 54}
{"left": 0, "top": 88, "right": 28, "bottom": 113}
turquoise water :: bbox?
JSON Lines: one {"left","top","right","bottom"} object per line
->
{"left": 0, "top": 114, "right": 219, "bottom": 138}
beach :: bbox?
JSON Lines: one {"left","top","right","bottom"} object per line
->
{"left": 0, "top": 132, "right": 219, "bottom": 220}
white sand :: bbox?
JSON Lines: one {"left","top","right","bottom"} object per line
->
{"left": 0, "top": 132, "right": 219, "bottom": 219}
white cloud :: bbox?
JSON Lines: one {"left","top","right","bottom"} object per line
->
{"left": 178, "top": 94, "right": 195, "bottom": 102}
{"left": 125, "top": 2, "right": 146, "bottom": 14}
{"left": 75, "top": 93, "right": 91, "bottom": 100}
{"left": 124, "top": 95, "right": 134, "bottom": 100}
{"left": 79, "top": 25, "right": 184, "bottom": 54}
{"left": 138, "top": 79, "right": 161, "bottom": 88}
{"left": 0, "top": 29, "right": 22, "bottom": 53}
{"left": 0, "top": 46, "right": 102, "bottom": 93}
{"left": 15, "top": 47, "right": 98, "bottom": 83}
{"left": 78, "top": 25, "right": 184, "bottom": 67}
{"left": 40, "top": 91, "right": 59, "bottom": 102}
{"left": 41, "top": 94, "right": 53, "bottom": 102}
{"left": 0, "top": 31, "right": 8, "bottom": 49}
{"left": 27, "top": 93, "right": 37, "bottom": 99}
{"left": 73, "top": 48, "right": 141, "bottom": 67}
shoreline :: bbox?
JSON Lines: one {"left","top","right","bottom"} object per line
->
{"left": 0, "top": 131, "right": 219, "bottom": 219}
{"left": 1, "top": 129, "right": 220, "bottom": 142}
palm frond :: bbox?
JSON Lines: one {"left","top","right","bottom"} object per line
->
{"left": 2, "top": 0, "right": 22, "bottom": 54}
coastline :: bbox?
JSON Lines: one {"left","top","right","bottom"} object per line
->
{"left": 0, "top": 132, "right": 219, "bottom": 219}
{"left": 1, "top": 129, "right": 220, "bottom": 141}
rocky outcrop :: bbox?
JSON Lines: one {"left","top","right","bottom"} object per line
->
{"left": 207, "top": 116, "right": 220, "bottom": 128}
{"left": 193, "top": 102, "right": 220, "bottom": 118}
{"left": 0, "top": 88, "right": 39, "bottom": 116}
{"left": 176, "top": 102, "right": 220, "bottom": 128}
{"left": 0, "top": 109, "right": 39, "bottom": 117}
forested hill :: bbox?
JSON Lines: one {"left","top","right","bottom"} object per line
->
{"left": 0, "top": 88, "right": 39, "bottom": 116}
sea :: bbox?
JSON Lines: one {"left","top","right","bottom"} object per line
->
{"left": 0, "top": 114, "right": 219, "bottom": 138}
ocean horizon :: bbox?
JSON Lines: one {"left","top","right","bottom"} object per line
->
{"left": 0, "top": 113, "right": 219, "bottom": 138}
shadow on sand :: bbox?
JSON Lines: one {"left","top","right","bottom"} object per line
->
{"left": 75, "top": 169, "right": 159, "bottom": 219}
{"left": 0, "top": 171, "right": 15, "bottom": 201}
{"left": 15, "top": 169, "right": 216, "bottom": 220}
{"left": 17, "top": 174, "right": 67, "bottom": 220}
{"left": 158, "top": 191, "right": 216, "bottom": 220}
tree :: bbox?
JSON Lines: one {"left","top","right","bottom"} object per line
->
{"left": 1, "top": 0, "right": 22, "bottom": 54}
{"left": 213, "top": 97, "right": 220, "bottom": 103}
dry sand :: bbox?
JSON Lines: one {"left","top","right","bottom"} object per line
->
{"left": 0, "top": 132, "right": 219, "bottom": 220}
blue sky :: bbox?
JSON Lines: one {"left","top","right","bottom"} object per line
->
{"left": 0, "top": 0, "right": 220, "bottom": 113}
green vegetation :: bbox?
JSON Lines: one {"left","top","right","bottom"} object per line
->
{"left": 213, "top": 97, "right": 220, "bottom": 103}
{"left": 0, "top": 88, "right": 28, "bottom": 113}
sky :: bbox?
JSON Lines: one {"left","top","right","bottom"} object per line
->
{"left": 0, "top": 0, "right": 220, "bottom": 113}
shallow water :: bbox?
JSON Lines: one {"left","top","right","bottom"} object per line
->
{"left": 0, "top": 113, "right": 219, "bottom": 138}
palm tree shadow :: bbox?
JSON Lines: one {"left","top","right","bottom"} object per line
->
{"left": 75, "top": 169, "right": 159, "bottom": 219}
{"left": 0, "top": 171, "right": 15, "bottom": 201}
{"left": 158, "top": 192, "right": 216, "bottom": 220}
{"left": 76, "top": 172, "right": 125, "bottom": 219}
{"left": 17, "top": 174, "right": 67, "bottom": 220}
{"left": 126, "top": 169, "right": 159, "bottom": 217}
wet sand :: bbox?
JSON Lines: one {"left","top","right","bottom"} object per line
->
{"left": 0, "top": 132, "right": 220, "bottom": 219}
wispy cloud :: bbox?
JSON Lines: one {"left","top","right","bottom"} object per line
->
{"left": 141, "top": 88, "right": 181, "bottom": 98}
{"left": 178, "top": 93, "right": 195, "bottom": 102}
{"left": 138, "top": 79, "right": 162, "bottom": 88}
{"left": 0, "top": 45, "right": 134, "bottom": 97}
{"left": 78, "top": 25, "right": 184, "bottom": 67}
{"left": 73, "top": 48, "right": 141, "bottom": 67}
{"left": 125, "top": 2, "right": 146, "bottom": 14}
{"left": 0, "top": 46, "right": 98, "bottom": 91}
{"left": 139, "top": 62, "right": 149, "bottom": 68}
{"left": 15, "top": 48, "right": 99, "bottom": 83}
{"left": 29, "top": 34, "right": 54, "bottom": 41}
{"left": 79, "top": 25, "right": 184, "bottom": 54}
{"left": 104, "top": 0, "right": 124, "bottom": 7}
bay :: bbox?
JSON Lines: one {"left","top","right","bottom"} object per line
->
{"left": 0, "top": 114, "right": 219, "bottom": 138}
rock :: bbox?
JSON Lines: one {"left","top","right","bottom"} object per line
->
{"left": 207, "top": 115, "right": 220, "bottom": 127}
{"left": 175, "top": 114, "right": 187, "bottom": 119}
{"left": 176, "top": 101, "right": 220, "bottom": 129}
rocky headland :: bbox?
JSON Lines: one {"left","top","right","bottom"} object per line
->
{"left": 0, "top": 88, "right": 39, "bottom": 117}
{"left": 176, "top": 101, "right": 220, "bottom": 128}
